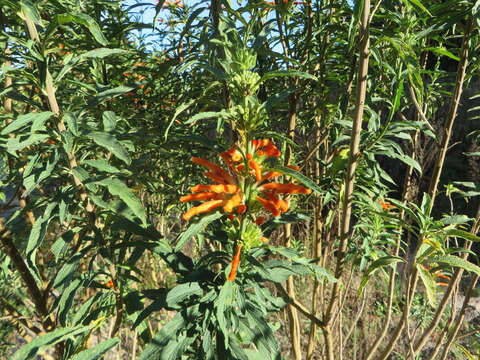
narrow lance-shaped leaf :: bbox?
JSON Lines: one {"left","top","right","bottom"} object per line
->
{"left": 97, "top": 177, "right": 147, "bottom": 225}
{"left": 86, "top": 131, "right": 131, "bottom": 165}
{"left": 70, "top": 338, "right": 120, "bottom": 360}
{"left": 425, "top": 255, "right": 480, "bottom": 276}
{"left": 175, "top": 212, "right": 222, "bottom": 251}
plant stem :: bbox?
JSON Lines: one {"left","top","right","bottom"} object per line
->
{"left": 427, "top": 20, "right": 472, "bottom": 205}
{"left": 323, "top": 2, "right": 371, "bottom": 357}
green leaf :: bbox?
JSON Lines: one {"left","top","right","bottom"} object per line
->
{"left": 359, "top": 256, "right": 405, "bottom": 293}
{"left": 63, "top": 112, "right": 79, "bottom": 136}
{"left": 102, "top": 111, "right": 118, "bottom": 132}
{"left": 12, "top": 325, "right": 93, "bottom": 360}
{"left": 441, "top": 215, "right": 471, "bottom": 225}
{"left": 403, "top": 0, "right": 432, "bottom": 16}
{"left": 86, "top": 131, "right": 131, "bottom": 165}
{"left": 446, "top": 229, "right": 480, "bottom": 242}
{"left": 175, "top": 212, "right": 222, "bottom": 251}
{"left": 80, "top": 48, "right": 128, "bottom": 59}
{"left": 164, "top": 99, "right": 195, "bottom": 139}
{"left": 1, "top": 112, "right": 53, "bottom": 135}
{"left": 97, "top": 177, "right": 147, "bottom": 225}
{"left": 215, "top": 281, "right": 235, "bottom": 348}
{"left": 92, "top": 86, "right": 134, "bottom": 105}
{"left": 70, "top": 338, "right": 119, "bottom": 360}
{"left": 394, "top": 154, "right": 422, "bottom": 173}
{"left": 56, "top": 278, "right": 82, "bottom": 325}
{"left": 417, "top": 264, "right": 438, "bottom": 307}
{"left": 166, "top": 282, "right": 203, "bottom": 307}
{"left": 81, "top": 159, "right": 121, "bottom": 173}
{"left": 272, "top": 166, "right": 322, "bottom": 194}
{"left": 426, "top": 255, "right": 480, "bottom": 276}
{"left": 139, "top": 313, "right": 186, "bottom": 360}
{"left": 260, "top": 70, "right": 318, "bottom": 83}
{"left": 47, "top": 13, "right": 108, "bottom": 45}
{"left": 424, "top": 47, "right": 459, "bottom": 61}
{"left": 184, "top": 111, "right": 229, "bottom": 125}
{"left": 18, "top": 0, "right": 41, "bottom": 25}
{"left": 262, "top": 213, "right": 310, "bottom": 237}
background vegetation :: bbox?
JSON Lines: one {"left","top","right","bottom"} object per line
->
{"left": 1, "top": 0, "right": 480, "bottom": 359}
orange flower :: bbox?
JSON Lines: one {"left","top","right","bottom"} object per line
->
{"left": 435, "top": 273, "right": 451, "bottom": 281}
{"left": 252, "top": 139, "right": 281, "bottom": 158}
{"left": 227, "top": 244, "right": 243, "bottom": 281}
{"left": 180, "top": 192, "right": 220, "bottom": 202}
{"left": 192, "top": 157, "right": 235, "bottom": 184}
{"left": 191, "top": 184, "right": 238, "bottom": 194}
{"left": 257, "top": 196, "right": 281, "bottom": 217}
{"left": 260, "top": 183, "right": 311, "bottom": 194}
{"left": 221, "top": 148, "right": 243, "bottom": 164}
{"left": 255, "top": 216, "right": 266, "bottom": 225}
{"left": 181, "top": 141, "right": 311, "bottom": 220}
{"left": 248, "top": 159, "right": 262, "bottom": 182}
{"left": 378, "top": 200, "right": 395, "bottom": 210}
{"left": 103, "top": 280, "right": 115, "bottom": 289}
{"left": 182, "top": 200, "right": 225, "bottom": 221}
{"left": 181, "top": 158, "right": 244, "bottom": 220}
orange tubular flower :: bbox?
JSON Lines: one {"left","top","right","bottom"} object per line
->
{"left": 191, "top": 184, "right": 238, "bottom": 194}
{"left": 227, "top": 244, "right": 243, "bottom": 281}
{"left": 221, "top": 148, "right": 243, "bottom": 164}
{"left": 180, "top": 192, "right": 220, "bottom": 202}
{"left": 255, "top": 216, "right": 266, "bottom": 225}
{"left": 257, "top": 196, "right": 281, "bottom": 217}
{"left": 378, "top": 200, "right": 395, "bottom": 210}
{"left": 192, "top": 157, "right": 234, "bottom": 184}
{"left": 182, "top": 200, "right": 225, "bottom": 221}
{"left": 260, "top": 183, "right": 311, "bottom": 194}
{"left": 252, "top": 139, "right": 281, "bottom": 158}
{"left": 181, "top": 157, "right": 245, "bottom": 220}
{"left": 181, "top": 140, "right": 311, "bottom": 221}
{"left": 103, "top": 280, "right": 115, "bottom": 289}
{"left": 434, "top": 273, "right": 451, "bottom": 281}
{"left": 248, "top": 159, "right": 262, "bottom": 182}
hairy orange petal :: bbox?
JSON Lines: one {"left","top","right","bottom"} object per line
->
{"left": 182, "top": 200, "right": 224, "bottom": 221}
{"left": 278, "top": 199, "right": 289, "bottom": 213}
{"left": 287, "top": 165, "right": 300, "bottom": 171}
{"left": 258, "top": 143, "right": 281, "bottom": 157}
{"left": 236, "top": 204, "right": 247, "bottom": 214}
{"left": 378, "top": 200, "right": 395, "bottom": 210}
{"left": 227, "top": 244, "right": 243, "bottom": 281}
{"left": 255, "top": 216, "right": 266, "bottom": 225}
{"left": 223, "top": 193, "right": 242, "bottom": 213}
{"left": 261, "top": 183, "right": 311, "bottom": 194}
{"left": 260, "top": 237, "right": 269, "bottom": 243}
{"left": 192, "top": 157, "right": 234, "bottom": 183}
{"left": 252, "top": 139, "right": 271, "bottom": 149}
{"left": 265, "top": 192, "right": 289, "bottom": 213}
{"left": 435, "top": 273, "right": 451, "bottom": 281}
{"left": 261, "top": 171, "right": 282, "bottom": 181}
{"left": 437, "top": 282, "right": 449, "bottom": 287}
{"left": 180, "top": 192, "right": 219, "bottom": 202}
{"left": 204, "top": 172, "right": 228, "bottom": 184}
{"left": 191, "top": 184, "right": 239, "bottom": 194}
{"left": 257, "top": 196, "right": 280, "bottom": 217}
{"left": 248, "top": 160, "right": 262, "bottom": 182}
{"left": 221, "top": 148, "right": 243, "bottom": 163}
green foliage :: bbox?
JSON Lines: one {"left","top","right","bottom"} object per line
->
{"left": 1, "top": 0, "right": 480, "bottom": 358}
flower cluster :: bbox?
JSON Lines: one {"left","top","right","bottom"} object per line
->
{"left": 180, "top": 139, "right": 311, "bottom": 282}
{"left": 180, "top": 139, "right": 311, "bottom": 221}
